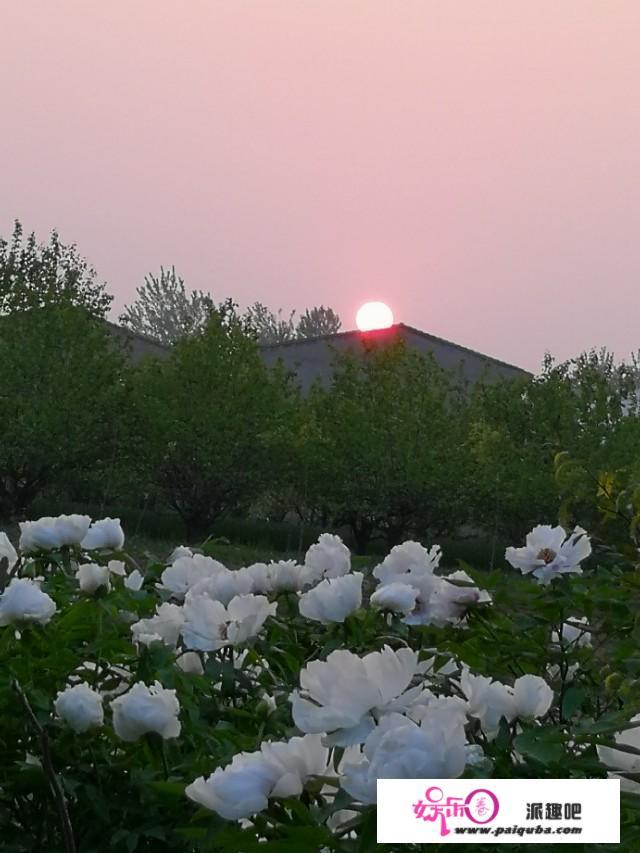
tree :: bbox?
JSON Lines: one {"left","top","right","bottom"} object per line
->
{"left": 244, "top": 302, "right": 296, "bottom": 344}
{"left": 244, "top": 302, "right": 343, "bottom": 344}
{"left": 296, "top": 305, "right": 342, "bottom": 338}
{"left": 0, "top": 306, "right": 129, "bottom": 517}
{"left": 133, "top": 312, "right": 293, "bottom": 536}
{"left": 300, "top": 340, "right": 470, "bottom": 552}
{"left": 466, "top": 349, "right": 640, "bottom": 541}
{"left": 0, "top": 220, "right": 112, "bottom": 318}
{"left": 119, "top": 266, "right": 220, "bottom": 345}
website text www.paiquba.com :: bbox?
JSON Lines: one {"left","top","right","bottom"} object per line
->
{"left": 454, "top": 825, "right": 582, "bottom": 837}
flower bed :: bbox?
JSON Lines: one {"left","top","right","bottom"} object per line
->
{"left": 0, "top": 516, "right": 638, "bottom": 850}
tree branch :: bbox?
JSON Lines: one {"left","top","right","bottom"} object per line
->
{"left": 13, "top": 679, "right": 76, "bottom": 853}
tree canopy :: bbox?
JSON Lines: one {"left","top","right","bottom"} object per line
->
{"left": 132, "top": 312, "right": 294, "bottom": 536}
{"left": 0, "top": 305, "right": 128, "bottom": 516}
{"left": 244, "top": 302, "right": 342, "bottom": 344}
{"left": 0, "top": 220, "right": 112, "bottom": 318}
{"left": 119, "top": 266, "right": 218, "bottom": 344}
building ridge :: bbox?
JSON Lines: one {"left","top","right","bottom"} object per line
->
{"left": 260, "top": 322, "right": 529, "bottom": 376}
{"left": 397, "top": 323, "right": 530, "bottom": 376}
{"left": 104, "top": 319, "right": 531, "bottom": 380}
{"left": 104, "top": 318, "right": 170, "bottom": 351}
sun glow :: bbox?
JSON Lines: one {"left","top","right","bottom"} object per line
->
{"left": 355, "top": 301, "right": 394, "bottom": 331}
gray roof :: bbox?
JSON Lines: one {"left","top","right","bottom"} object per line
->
{"left": 260, "top": 323, "right": 530, "bottom": 392}
{"left": 107, "top": 321, "right": 530, "bottom": 388}
{"left": 105, "top": 321, "right": 170, "bottom": 362}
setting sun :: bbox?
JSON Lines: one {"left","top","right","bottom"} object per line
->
{"left": 355, "top": 301, "right": 394, "bottom": 331}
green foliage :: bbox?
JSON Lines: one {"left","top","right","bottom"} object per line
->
{"left": 1, "top": 500, "right": 640, "bottom": 849}
{"left": 0, "top": 306, "right": 130, "bottom": 516}
{"left": 119, "top": 267, "right": 224, "bottom": 346}
{"left": 244, "top": 302, "right": 297, "bottom": 344}
{"left": 132, "top": 312, "right": 295, "bottom": 537}
{"left": 0, "top": 220, "right": 112, "bottom": 318}
{"left": 467, "top": 349, "right": 640, "bottom": 540}
{"left": 295, "top": 305, "right": 342, "bottom": 339}
{"left": 243, "top": 302, "right": 342, "bottom": 344}
{"left": 298, "top": 340, "right": 472, "bottom": 552}
{"left": 555, "top": 453, "right": 640, "bottom": 562}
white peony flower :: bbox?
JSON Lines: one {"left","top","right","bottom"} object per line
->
{"left": 304, "top": 533, "right": 351, "bottom": 581}
{"left": 181, "top": 593, "right": 276, "bottom": 652}
{"left": 187, "top": 751, "right": 277, "bottom": 820}
{"left": 81, "top": 518, "right": 125, "bottom": 550}
{"left": 107, "top": 560, "right": 126, "bottom": 576}
{"left": 341, "top": 704, "right": 467, "bottom": 804}
{"left": 266, "top": 559, "right": 313, "bottom": 593}
{"left": 19, "top": 518, "right": 60, "bottom": 552}
{"left": 111, "top": 681, "right": 181, "bottom": 742}
{"left": 597, "top": 714, "right": 640, "bottom": 794}
{"left": 405, "top": 692, "right": 468, "bottom": 725}
{"left": 181, "top": 596, "right": 227, "bottom": 651}
{"left": 186, "top": 734, "right": 331, "bottom": 820}
{"left": 260, "top": 733, "right": 332, "bottom": 797}
{"left": 291, "top": 645, "right": 424, "bottom": 746}
{"left": 54, "top": 683, "right": 104, "bottom": 733}
{"left": 551, "top": 617, "right": 592, "bottom": 648}
{"left": 55, "top": 515, "right": 93, "bottom": 546}
{"left": 244, "top": 562, "right": 270, "bottom": 594}
{"left": 0, "top": 578, "right": 57, "bottom": 626}
{"left": 370, "top": 541, "right": 487, "bottom": 628}
{"left": 370, "top": 582, "right": 419, "bottom": 615}
{"left": 298, "top": 573, "right": 363, "bottom": 623}
{"left": 189, "top": 568, "right": 255, "bottom": 606}
{"left": 225, "top": 595, "right": 277, "bottom": 646}
{"left": 459, "top": 667, "right": 516, "bottom": 738}
{"left": 511, "top": 674, "right": 554, "bottom": 720}
{"left": 505, "top": 525, "right": 591, "bottom": 585}
{"left": 77, "top": 563, "right": 111, "bottom": 595}
{"left": 372, "top": 541, "right": 441, "bottom": 586}
{"left": 406, "top": 571, "right": 487, "bottom": 628}
{"left": 124, "top": 569, "right": 144, "bottom": 591}
{"left": 131, "top": 602, "right": 185, "bottom": 648}
{"left": 19, "top": 514, "right": 91, "bottom": 552}
{"left": 168, "top": 545, "right": 193, "bottom": 563}
{"left": 460, "top": 667, "right": 553, "bottom": 737}
{"left": 158, "top": 554, "right": 225, "bottom": 599}
{"left": 0, "top": 532, "right": 18, "bottom": 570}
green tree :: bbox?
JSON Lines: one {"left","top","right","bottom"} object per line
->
{"left": 296, "top": 305, "right": 342, "bottom": 338}
{"left": 467, "top": 349, "right": 640, "bottom": 541}
{"left": 0, "top": 220, "right": 112, "bottom": 318}
{"left": 134, "top": 311, "right": 293, "bottom": 537}
{"left": 0, "top": 306, "right": 129, "bottom": 517}
{"left": 244, "top": 301, "right": 296, "bottom": 344}
{"left": 120, "top": 266, "right": 219, "bottom": 345}
{"left": 244, "top": 302, "right": 343, "bottom": 344}
{"left": 302, "top": 340, "right": 470, "bottom": 552}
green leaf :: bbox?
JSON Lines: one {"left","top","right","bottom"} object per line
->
{"left": 561, "top": 686, "right": 585, "bottom": 719}
{"left": 514, "top": 726, "right": 567, "bottom": 766}
{"left": 147, "top": 781, "right": 186, "bottom": 798}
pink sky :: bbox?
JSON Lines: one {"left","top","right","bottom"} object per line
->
{"left": 2, "top": 1, "right": 639, "bottom": 372}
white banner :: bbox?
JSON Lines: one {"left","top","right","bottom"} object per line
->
{"left": 377, "top": 778, "right": 619, "bottom": 844}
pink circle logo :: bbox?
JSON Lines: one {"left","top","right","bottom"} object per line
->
{"left": 464, "top": 788, "right": 500, "bottom": 824}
